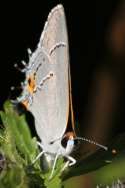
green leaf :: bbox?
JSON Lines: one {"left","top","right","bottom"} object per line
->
{"left": 0, "top": 101, "right": 65, "bottom": 187}
{"left": 44, "top": 158, "right": 64, "bottom": 188}
{"left": 1, "top": 101, "right": 38, "bottom": 163}
{"left": 0, "top": 101, "right": 42, "bottom": 187}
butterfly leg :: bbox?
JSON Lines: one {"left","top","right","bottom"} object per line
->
{"left": 49, "top": 152, "right": 59, "bottom": 180}
{"left": 61, "top": 161, "right": 70, "bottom": 173}
{"left": 32, "top": 141, "right": 44, "bottom": 164}
{"left": 65, "top": 155, "right": 76, "bottom": 166}
{"left": 32, "top": 150, "right": 45, "bottom": 164}
{"left": 60, "top": 156, "right": 76, "bottom": 173}
{"left": 37, "top": 141, "right": 44, "bottom": 148}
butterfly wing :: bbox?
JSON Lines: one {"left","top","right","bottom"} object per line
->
{"left": 28, "top": 5, "right": 70, "bottom": 144}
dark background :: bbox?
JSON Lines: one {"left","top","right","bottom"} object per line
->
{"left": 0, "top": 0, "right": 125, "bottom": 140}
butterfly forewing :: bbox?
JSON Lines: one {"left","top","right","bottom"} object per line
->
{"left": 28, "top": 5, "right": 70, "bottom": 143}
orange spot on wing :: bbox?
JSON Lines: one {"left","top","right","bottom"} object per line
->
{"left": 22, "top": 100, "right": 29, "bottom": 109}
{"left": 27, "top": 74, "right": 36, "bottom": 95}
{"left": 21, "top": 73, "right": 36, "bottom": 109}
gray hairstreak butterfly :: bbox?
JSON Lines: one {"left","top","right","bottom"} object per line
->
{"left": 15, "top": 4, "right": 108, "bottom": 178}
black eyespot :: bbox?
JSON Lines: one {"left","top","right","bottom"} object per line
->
{"left": 28, "top": 78, "right": 31, "bottom": 85}
{"left": 50, "top": 72, "right": 53, "bottom": 77}
{"left": 49, "top": 141, "right": 54, "bottom": 145}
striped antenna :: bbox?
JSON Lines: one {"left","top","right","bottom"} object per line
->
{"left": 75, "top": 137, "right": 108, "bottom": 151}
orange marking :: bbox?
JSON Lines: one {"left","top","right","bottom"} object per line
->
{"left": 22, "top": 99, "right": 29, "bottom": 109}
{"left": 27, "top": 74, "right": 36, "bottom": 95}
{"left": 21, "top": 73, "right": 36, "bottom": 109}
{"left": 65, "top": 131, "right": 75, "bottom": 140}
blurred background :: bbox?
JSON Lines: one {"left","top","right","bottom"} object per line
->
{"left": 0, "top": 0, "right": 125, "bottom": 187}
